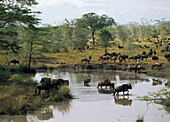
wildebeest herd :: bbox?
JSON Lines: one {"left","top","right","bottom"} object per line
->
{"left": 35, "top": 77, "right": 132, "bottom": 97}
{"left": 84, "top": 78, "right": 132, "bottom": 96}
{"left": 34, "top": 77, "right": 69, "bottom": 97}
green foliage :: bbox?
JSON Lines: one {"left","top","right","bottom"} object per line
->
{"left": 75, "top": 12, "right": 116, "bottom": 46}
{"left": 0, "top": 65, "right": 11, "bottom": 82}
{"left": 163, "top": 100, "right": 170, "bottom": 107}
{"left": 0, "top": 0, "right": 40, "bottom": 52}
{"left": 116, "top": 24, "right": 129, "bottom": 45}
{"left": 71, "top": 27, "right": 89, "bottom": 50}
{"left": 136, "top": 89, "right": 170, "bottom": 107}
{"left": 98, "top": 28, "right": 113, "bottom": 53}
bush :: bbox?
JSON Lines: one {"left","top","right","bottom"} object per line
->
{"left": 0, "top": 65, "right": 11, "bottom": 82}
{"left": 53, "top": 85, "right": 73, "bottom": 102}
{"left": 4, "top": 96, "right": 28, "bottom": 115}
{"left": 163, "top": 100, "right": 170, "bottom": 107}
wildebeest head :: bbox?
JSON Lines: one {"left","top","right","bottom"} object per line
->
{"left": 127, "top": 83, "right": 132, "bottom": 89}
{"left": 40, "top": 77, "right": 51, "bottom": 83}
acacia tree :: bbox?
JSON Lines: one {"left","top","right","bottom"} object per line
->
{"left": 98, "top": 28, "right": 112, "bottom": 53}
{"left": 75, "top": 12, "right": 116, "bottom": 47}
{"left": 17, "top": 25, "right": 47, "bottom": 72}
{"left": 0, "top": 0, "right": 40, "bottom": 54}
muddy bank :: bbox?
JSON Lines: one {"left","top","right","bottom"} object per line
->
{"left": 52, "top": 62, "right": 170, "bottom": 78}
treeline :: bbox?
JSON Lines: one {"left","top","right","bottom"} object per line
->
{"left": 0, "top": 0, "right": 170, "bottom": 70}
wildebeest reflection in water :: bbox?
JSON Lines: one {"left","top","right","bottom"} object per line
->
{"left": 98, "top": 88, "right": 114, "bottom": 94}
{"left": 114, "top": 96, "right": 132, "bottom": 106}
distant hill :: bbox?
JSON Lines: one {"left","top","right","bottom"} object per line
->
{"left": 125, "top": 21, "right": 169, "bottom": 28}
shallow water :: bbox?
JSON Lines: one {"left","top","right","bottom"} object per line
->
{"left": 0, "top": 70, "right": 170, "bottom": 122}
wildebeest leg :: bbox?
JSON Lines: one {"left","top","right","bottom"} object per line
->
{"left": 47, "top": 89, "right": 49, "bottom": 97}
{"left": 38, "top": 89, "right": 41, "bottom": 95}
{"left": 35, "top": 88, "right": 38, "bottom": 95}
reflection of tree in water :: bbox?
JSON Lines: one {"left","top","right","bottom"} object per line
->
{"left": 114, "top": 95, "right": 133, "bottom": 106}
{"left": 53, "top": 100, "right": 72, "bottom": 115}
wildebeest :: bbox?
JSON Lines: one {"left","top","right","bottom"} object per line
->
{"left": 51, "top": 79, "right": 69, "bottom": 88}
{"left": 81, "top": 58, "right": 90, "bottom": 63}
{"left": 164, "top": 54, "right": 170, "bottom": 61}
{"left": 84, "top": 79, "right": 90, "bottom": 86}
{"left": 126, "top": 63, "right": 143, "bottom": 73}
{"left": 35, "top": 77, "right": 69, "bottom": 97}
{"left": 35, "top": 77, "right": 52, "bottom": 97}
{"left": 152, "top": 56, "right": 159, "bottom": 61}
{"left": 113, "top": 83, "right": 132, "bottom": 96}
{"left": 8, "top": 59, "right": 19, "bottom": 65}
{"left": 148, "top": 49, "right": 153, "bottom": 57}
{"left": 152, "top": 79, "right": 162, "bottom": 86}
{"left": 97, "top": 79, "right": 114, "bottom": 89}
{"left": 118, "top": 46, "right": 124, "bottom": 49}
{"left": 151, "top": 63, "right": 164, "bottom": 70}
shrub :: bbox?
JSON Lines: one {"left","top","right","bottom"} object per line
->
{"left": 0, "top": 65, "right": 11, "bottom": 82}
{"left": 163, "top": 100, "right": 170, "bottom": 107}
{"left": 53, "top": 85, "right": 73, "bottom": 102}
{"left": 4, "top": 96, "right": 28, "bottom": 115}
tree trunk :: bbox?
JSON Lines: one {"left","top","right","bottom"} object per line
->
{"left": 105, "top": 46, "right": 107, "bottom": 54}
{"left": 92, "top": 29, "right": 95, "bottom": 47}
{"left": 28, "top": 41, "right": 33, "bottom": 72}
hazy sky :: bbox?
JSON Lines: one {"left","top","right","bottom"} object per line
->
{"left": 32, "top": 0, "right": 170, "bottom": 25}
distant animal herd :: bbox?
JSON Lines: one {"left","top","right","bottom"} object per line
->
{"left": 81, "top": 38, "right": 170, "bottom": 72}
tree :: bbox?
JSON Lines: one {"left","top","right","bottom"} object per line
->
{"left": 116, "top": 24, "right": 128, "bottom": 46}
{"left": 18, "top": 25, "right": 47, "bottom": 71}
{"left": 156, "top": 20, "right": 170, "bottom": 41}
{"left": 0, "top": 0, "right": 40, "bottom": 53}
{"left": 98, "top": 28, "right": 112, "bottom": 53}
{"left": 75, "top": 12, "right": 116, "bottom": 47}
{"left": 71, "top": 27, "right": 89, "bottom": 51}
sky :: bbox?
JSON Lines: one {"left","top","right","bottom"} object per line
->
{"left": 32, "top": 0, "right": 170, "bottom": 26}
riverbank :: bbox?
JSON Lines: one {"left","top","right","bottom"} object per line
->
{"left": 38, "top": 62, "right": 170, "bottom": 79}
{"left": 0, "top": 75, "right": 73, "bottom": 115}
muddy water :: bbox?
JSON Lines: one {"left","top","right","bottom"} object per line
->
{"left": 0, "top": 70, "right": 170, "bottom": 122}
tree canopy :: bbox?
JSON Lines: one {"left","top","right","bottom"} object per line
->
{"left": 75, "top": 12, "right": 116, "bottom": 46}
{"left": 0, "top": 0, "right": 40, "bottom": 52}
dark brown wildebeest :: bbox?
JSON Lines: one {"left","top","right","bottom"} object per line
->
{"left": 35, "top": 77, "right": 52, "bottom": 97}
{"left": 151, "top": 63, "right": 164, "bottom": 70}
{"left": 118, "top": 46, "right": 124, "bottom": 49}
{"left": 8, "top": 59, "right": 19, "bottom": 65}
{"left": 51, "top": 78, "right": 69, "bottom": 88}
{"left": 113, "top": 83, "right": 132, "bottom": 96}
{"left": 164, "top": 54, "right": 170, "bottom": 61}
{"left": 84, "top": 79, "right": 90, "bottom": 86}
{"left": 35, "top": 77, "right": 69, "bottom": 97}
{"left": 152, "top": 79, "right": 162, "bottom": 86}
{"left": 81, "top": 58, "right": 90, "bottom": 63}
{"left": 152, "top": 56, "right": 159, "bottom": 61}
{"left": 97, "top": 79, "right": 114, "bottom": 89}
